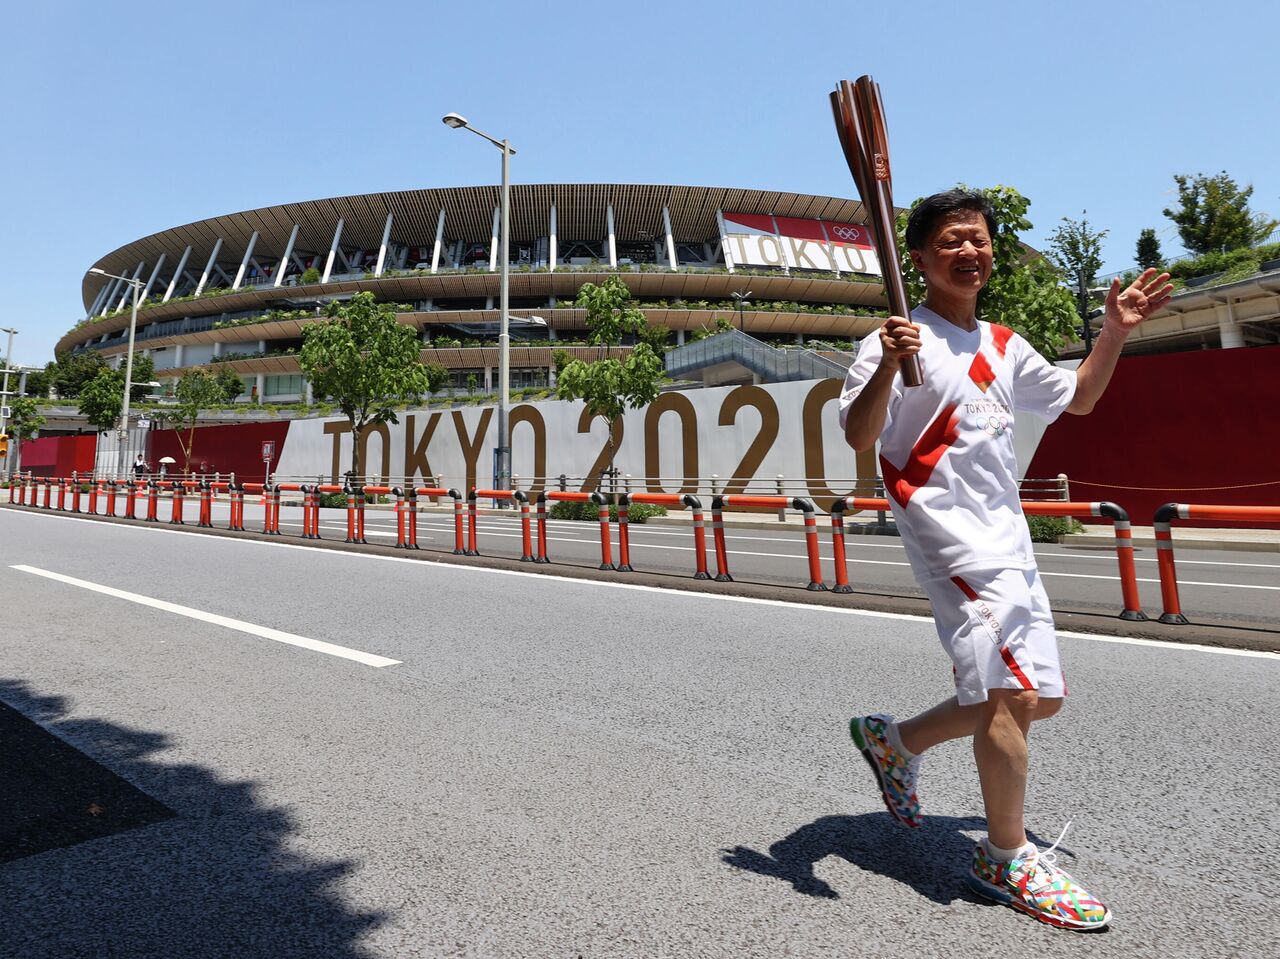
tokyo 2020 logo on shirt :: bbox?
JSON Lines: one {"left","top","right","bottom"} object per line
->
{"left": 980, "top": 415, "right": 1008, "bottom": 437}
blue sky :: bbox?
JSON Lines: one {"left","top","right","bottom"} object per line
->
{"left": 2, "top": 0, "right": 1275, "bottom": 365}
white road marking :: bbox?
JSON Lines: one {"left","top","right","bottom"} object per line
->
{"left": 8, "top": 563, "right": 400, "bottom": 668}
{"left": 5, "top": 508, "right": 1277, "bottom": 662}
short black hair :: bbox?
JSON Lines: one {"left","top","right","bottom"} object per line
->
{"left": 905, "top": 189, "right": 997, "bottom": 251}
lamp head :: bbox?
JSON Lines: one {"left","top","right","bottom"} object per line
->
{"left": 441, "top": 112, "right": 468, "bottom": 129}
{"left": 89, "top": 267, "right": 106, "bottom": 276}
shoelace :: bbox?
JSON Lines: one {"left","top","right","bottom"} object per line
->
{"left": 1020, "top": 820, "right": 1072, "bottom": 891}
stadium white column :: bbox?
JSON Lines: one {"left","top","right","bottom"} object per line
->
{"left": 606, "top": 203, "right": 617, "bottom": 268}
{"left": 274, "top": 225, "right": 300, "bottom": 287}
{"left": 430, "top": 209, "right": 446, "bottom": 273}
{"left": 233, "top": 232, "right": 259, "bottom": 290}
{"left": 488, "top": 206, "right": 500, "bottom": 272}
{"left": 1218, "top": 296, "right": 1245, "bottom": 349}
{"left": 548, "top": 204, "right": 557, "bottom": 272}
{"left": 322, "top": 219, "right": 344, "bottom": 283}
{"left": 163, "top": 246, "right": 193, "bottom": 301}
{"left": 374, "top": 212, "right": 394, "bottom": 276}
{"left": 140, "top": 255, "right": 167, "bottom": 303}
{"left": 195, "top": 239, "right": 223, "bottom": 296}
{"left": 114, "top": 261, "right": 145, "bottom": 312}
{"left": 87, "top": 281, "right": 112, "bottom": 319}
{"left": 662, "top": 206, "right": 678, "bottom": 272}
{"left": 716, "top": 211, "right": 737, "bottom": 274}
{"left": 96, "top": 274, "right": 124, "bottom": 317}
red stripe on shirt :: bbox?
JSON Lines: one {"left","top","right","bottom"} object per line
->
{"left": 879, "top": 404, "right": 961, "bottom": 508}
{"left": 990, "top": 324, "right": 1014, "bottom": 358}
{"left": 950, "top": 575, "right": 979, "bottom": 601}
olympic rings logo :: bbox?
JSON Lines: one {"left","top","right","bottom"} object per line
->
{"left": 831, "top": 226, "right": 862, "bottom": 241}
{"left": 981, "top": 415, "right": 1009, "bottom": 437}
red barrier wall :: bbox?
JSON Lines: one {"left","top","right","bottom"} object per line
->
{"left": 1027, "top": 344, "right": 1280, "bottom": 528}
{"left": 147, "top": 422, "right": 291, "bottom": 482}
{"left": 17, "top": 435, "right": 97, "bottom": 477}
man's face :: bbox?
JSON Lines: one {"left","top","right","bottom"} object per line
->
{"left": 909, "top": 211, "right": 993, "bottom": 300}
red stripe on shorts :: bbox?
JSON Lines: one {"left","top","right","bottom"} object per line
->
{"left": 1000, "top": 648, "right": 1036, "bottom": 690}
{"left": 950, "top": 575, "right": 979, "bottom": 601}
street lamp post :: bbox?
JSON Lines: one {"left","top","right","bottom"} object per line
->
{"left": 1, "top": 326, "right": 16, "bottom": 474}
{"left": 89, "top": 267, "right": 143, "bottom": 478}
{"left": 442, "top": 112, "right": 516, "bottom": 493}
{"left": 732, "top": 290, "right": 752, "bottom": 333}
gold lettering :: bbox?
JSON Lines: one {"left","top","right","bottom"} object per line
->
{"left": 719, "top": 386, "right": 780, "bottom": 502}
{"left": 788, "top": 237, "right": 818, "bottom": 270}
{"left": 453, "top": 409, "right": 493, "bottom": 495}
{"left": 357, "top": 422, "right": 392, "bottom": 483}
{"left": 510, "top": 405, "right": 547, "bottom": 496}
{"left": 801, "top": 379, "right": 870, "bottom": 507}
{"left": 577, "top": 407, "right": 623, "bottom": 493}
{"left": 323, "top": 420, "right": 351, "bottom": 484}
{"left": 404, "top": 413, "right": 442, "bottom": 495}
{"left": 644, "top": 393, "right": 699, "bottom": 494}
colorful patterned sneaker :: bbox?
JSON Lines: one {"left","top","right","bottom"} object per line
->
{"left": 966, "top": 824, "right": 1112, "bottom": 931}
{"left": 849, "top": 714, "right": 922, "bottom": 827}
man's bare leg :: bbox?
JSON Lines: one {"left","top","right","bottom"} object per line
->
{"left": 971, "top": 689, "right": 1040, "bottom": 849}
{"left": 897, "top": 693, "right": 1062, "bottom": 755}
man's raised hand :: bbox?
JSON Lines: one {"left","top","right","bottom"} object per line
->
{"left": 1106, "top": 268, "right": 1174, "bottom": 333}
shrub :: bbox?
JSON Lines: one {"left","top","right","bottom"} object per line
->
{"left": 1026, "top": 515, "right": 1084, "bottom": 542}
{"left": 548, "top": 499, "right": 668, "bottom": 523}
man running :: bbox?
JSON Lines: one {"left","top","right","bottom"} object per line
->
{"left": 839, "top": 188, "right": 1172, "bottom": 930}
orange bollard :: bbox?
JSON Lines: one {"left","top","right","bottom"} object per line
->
{"left": 199, "top": 482, "right": 213, "bottom": 528}
{"left": 170, "top": 482, "right": 185, "bottom": 524}
{"left": 592, "top": 492, "right": 614, "bottom": 570}
{"left": 710, "top": 496, "right": 731, "bottom": 582}
{"left": 685, "top": 495, "right": 710, "bottom": 580}
{"left": 56, "top": 477, "right": 67, "bottom": 512}
{"left": 71, "top": 475, "right": 82, "bottom": 514}
{"left": 615, "top": 496, "right": 633, "bottom": 572}
{"left": 796, "top": 498, "right": 827, "bottom": 591}
{"left": 145, "top": 482, "right": 159, "bottom": 522}
{"left": 405, "top": 487, "right": 420, "bottom": 550}
{"left": 394, "top": 487, "right": 407, "bottom": 548}
{"left": 451, "top": 489, "right": 466, "bottom": 554}
{"left": 466, "top": 490, "right": 479, "bottom": 555}
{"left": 535, "top": 493, "right": 550, "bottom": 563}
{"left": 829, "top": 498, "right": 853, "bottom": 593}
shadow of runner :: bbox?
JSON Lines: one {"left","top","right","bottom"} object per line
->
{"left": 723, "top": 814, "right": 1056, "bottom": 906}
{"left": 0, "top": 679, "right": 387, "bottom": 959}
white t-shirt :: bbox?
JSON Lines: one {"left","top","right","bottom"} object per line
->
{"left": 838, "top": 305, "right": 1077, "bottom": 582}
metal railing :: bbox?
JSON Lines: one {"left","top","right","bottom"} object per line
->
{"left": 665, "top": 328, "right": 850, "bottom": 383}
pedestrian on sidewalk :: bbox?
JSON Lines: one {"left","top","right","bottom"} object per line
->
{"left": 839, "top": 188, "right": 1172, "bottom": 930}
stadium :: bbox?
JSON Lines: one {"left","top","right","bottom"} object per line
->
{"left": 59, "top": 184, "right": 898, "bottom": 400}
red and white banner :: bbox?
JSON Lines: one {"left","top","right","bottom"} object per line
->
{"left": 721, "top": 212, "right": 882, "bottom": 275}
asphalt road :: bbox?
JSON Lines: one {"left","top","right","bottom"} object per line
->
{"left": 3, "top": 506, "right": 1279, "bottom": 958}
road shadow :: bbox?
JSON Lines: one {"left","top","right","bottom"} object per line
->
{"left": 0, "top": 678, "right": 386, "bottom": 959}
{"left": 723, "top": 813, "right": 1057, "bottom": 905}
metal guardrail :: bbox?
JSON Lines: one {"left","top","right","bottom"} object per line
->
{"left": 665, "top": 328, "right": 850, "bottom": 383}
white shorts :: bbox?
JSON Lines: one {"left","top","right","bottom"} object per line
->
{"left": 922, "top": 568, "right": 1066, "bottom": 707}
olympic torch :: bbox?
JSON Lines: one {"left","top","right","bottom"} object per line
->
{"left": 830, "top": 76, "right": 923, "bottom": 388}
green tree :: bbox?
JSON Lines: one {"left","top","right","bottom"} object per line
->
{"left": 555, "top": 277, "right": 668, "bottom": 475}
{"left": 465, "top": 372, "right": 479, "bottom": 394}
{"left": 172, "top": 369, "right": 229, "bottom": 469}
{"left": 1047, "top": 212, "right": 1108, "bottom": 327}
{"left": 298, "top": 291, "right": 434, "bottom": 479}
{"left": 52, "top": 351, "right": 108, "bottom": 398}
{"left": 1135, "top": 228, "right": 1164, "bottom": 270}
{"left": 77, "top": 369, "right": 125, "bottom": 431}
{"left": 897, "top": 185, "right": 1079, "bottom": 359}
{"left": 1163, "top": 172, "right": 1279, "bottom": 255}
{"left": 422, "top": 362, "right": 449, "bottom": 394}
{"left": 214, "top": 366, "right": 246, "bottom": 403}
{"left": 5, "top": 396, "right": 45, "bottom": 472}
{"left": 127, "top": 354, "right": 156, "bottom": 403}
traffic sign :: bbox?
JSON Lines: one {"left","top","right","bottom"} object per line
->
{"left": 262, "top": 440, "right": 276, "bottom": 462}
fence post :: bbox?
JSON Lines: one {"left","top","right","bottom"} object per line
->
{"left": 145, "top": 481, "right": 159, "bottom": 522}
{"left": 466, "top": 489, "right": 480, "bottom": 556}
{"left": 170, "top": 481, "right": 185, "bottom": 525}
{"left": 355, "top": 485, "right": 367, "bottom": 543}
{"left": 515, "top": 491, "right": 533, "bottom": 562}
{"left": 711, "top": 495, "right": 732, "bottom": 582}
{"left": 776, "top": 475, "right": 787, "bottom": 521}
{"left": 393, "top": 486, "right": 407, "bottom": 548}
{"left": 71, "top": 473, "right": 82, "bottom": 513}
{"left": 448, "top": 488, "right": 466, "bottom": 554}
{"left": 1154, "top": 503, "right": 1189, "bottom": 625}
{"left": 1057, "top": 473, "right": 1070, "bottom": 501}
{"left": 87, "top": 478, "right": 99, "bottom": 515}
{"left": 683, "top": 494, "right": 710, "bottom": 580}
{"left": 830, "top": 497, "right": 853, "bottom": 593}
{"left": 615, "top": 493, "right": 633, "bottom": 572}
{"left": 591, "top": 492, "right": 614, "bottom": 570}
{"left": 793, "top": 497, "right": 827, "bottom": 591}
{"left": 535, "top": 492, "right": 550, "bottom": 563}
{"left": 1097, "top": 501, "right": 1146, "bottom": 621}
{"left": 199, "top": 481, "right": 213, "bottom": 528}
{"left": 56, "top": 476, "right": 67, "bottom": 512}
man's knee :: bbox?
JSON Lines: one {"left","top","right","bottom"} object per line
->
{"left": 1035, "top": 696, "right": 1065, "bottom": 721}
{"left": 980, "top": 688, "right": 1040, "bottom": 730}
